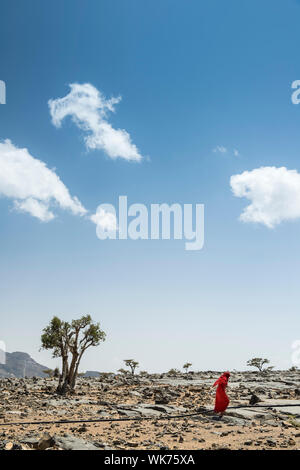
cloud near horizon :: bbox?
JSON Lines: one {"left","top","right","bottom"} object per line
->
{"left": 0, "top": 139, "right": 86, "bottom": 221}
{"left": 49, "top": 83, "right": 142, "bottom": 162}
{"left": 230, "top": 166, "right": 300, "bottom": 228}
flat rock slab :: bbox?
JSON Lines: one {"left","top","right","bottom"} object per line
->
{"left": 260, "top": 400, "right": 300, "bottom": 417}
{"left": 21, "top": 434, "right": 111, "bottom": 451}
{"left": 53, "top": 435, "right": 108, "bottom": 450}
{"left": 116, "top": 403, "right": 186, "bottom": 417}
{"left": 226, "top": 409, "right": 274, "bottom": 421}
{"left": 221, "top": 415, "right": 248, "bottom": 426}
{"left": 225, "top": 400, "right": 300, "bottom": 421}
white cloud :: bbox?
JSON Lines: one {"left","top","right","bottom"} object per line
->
{"left": 49, "top": 83, "right": 142, "bottom": 162}
{"left": 14, "top": 198, "right": 55, "bottom": 222}
{"left": 230, "top": 166, "right": 300, "bottom": 228}
{"left": 0, "top": 139, "right": 86, "bottom": 222}
{"left": 213, "top": 145, "right": 227, "bottom": 154}
{"left": 90, "top": 205, "right": 118, "bottom": 240}
{"left": 90, "top": 206, "right": 117, "bottom": 232}
{"left": 233, "top": 149, "right": 239, "bottom": 157}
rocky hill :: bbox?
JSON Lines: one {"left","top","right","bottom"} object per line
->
{"left": 0, "top": 351, "right": 48, "bottom": 378}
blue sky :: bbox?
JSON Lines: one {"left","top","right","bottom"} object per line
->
{"left": 1, "top": 0, "right": 300, "bottom": 372}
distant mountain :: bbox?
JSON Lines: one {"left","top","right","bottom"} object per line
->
{"left": 83, "top": 370, "right": 100, "bottom": 377}
{"left": 84, "top": 370, "right": 100, "bottom": 377}
{"left": 0, "top": 351, "right": 48, "bottom": 378}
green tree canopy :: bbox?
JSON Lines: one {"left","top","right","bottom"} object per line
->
{"left": 41, "top": 315, "right": 106, "bottom": 394}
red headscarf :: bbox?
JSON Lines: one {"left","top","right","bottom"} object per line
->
{"left": 213, "top": 371, "right": 230, "bottom": 387}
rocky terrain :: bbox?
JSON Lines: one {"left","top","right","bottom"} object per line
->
{"left": 0, "top": 370, "right": 299, "bottom": 450}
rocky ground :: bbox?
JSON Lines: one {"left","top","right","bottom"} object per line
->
{"left": 0, "top": 370, "right": 299, "bottom": 450}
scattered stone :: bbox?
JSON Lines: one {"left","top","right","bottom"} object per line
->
{"left": 1, "top": 370, "right": 300, "bottom": 450}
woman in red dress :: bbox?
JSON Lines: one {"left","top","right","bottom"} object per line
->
{"left": 213, "top": 371, "right": 230, "bottom": 415}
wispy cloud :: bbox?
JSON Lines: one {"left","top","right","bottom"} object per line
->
{"left": 213, "top": 145, "right": 227, "bottom": 154}
{"left": 49, "top": 83, "right": 142, "bottom": 162}
{"left": 230, "top": 166, "right": 300, "bottom": 228}
{"left": 213, "top": 146, "right": 240, "bottom": 157}
{"left": 0, "top": 139, "right": 86, "bottom": 221}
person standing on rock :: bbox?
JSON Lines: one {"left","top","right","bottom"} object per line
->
{"left": 213, "top": 371, "right": 230, "bottom": 416}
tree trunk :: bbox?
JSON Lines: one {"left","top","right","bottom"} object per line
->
{"left": 67, "top": 352, "right": 78, "bottom": 390}
{"left": 70, "top": 350, "right": 84, "bottom": 390}
{"left": 56, "top": 353, "right": 69, "bottom": 394}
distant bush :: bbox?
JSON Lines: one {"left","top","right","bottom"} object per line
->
{"left": 123, "top": 359, "right": 139, "bottom": 375}
{"left": 246, "top": 358, "right": 273, "bottom": 372}
{"left": 167, "top": 368, "right": 180, "bottom": 376}
{"left": 183, "top": 362, "right": 192, "bottom": 373}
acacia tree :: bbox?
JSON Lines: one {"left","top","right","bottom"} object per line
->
{"left": 124, "top": 359, "right": 139, "bottom": 375}
{"left": 183, "top": 362, "right": 192, "bottom": 373}
{"left": 246, "top": 358, "right": 272, "bottom": 372}
{"left": 41, "top": 315, "right": 106, "bottom": 394}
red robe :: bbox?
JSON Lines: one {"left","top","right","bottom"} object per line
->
{"left": 213, "top": 373, "right": 230, "bottom": 413}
